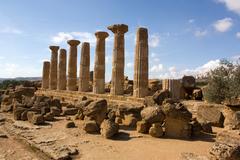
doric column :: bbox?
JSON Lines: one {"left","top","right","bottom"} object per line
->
{"left": 57, "top": 49, "right": 67, "bottom": 90}
{"left": 93, "top": 31, "right": 109, "bottom": 94}
{"left": 79, "top": 42, "right": 90, "bottom": 92}
{"left": 133, "top": 28, "right": 149, "bottom": 98}
{"left": 49, "top": 46, "right": 59, "bottom": 90}
{"left": 67, "top": 40, "right": 80, "bottom": 91}
{"left": 42, "top": 61, "right": 50, "bottom": 89}
{"left": 108, "top": 24, "right": 128, "bottom": 95}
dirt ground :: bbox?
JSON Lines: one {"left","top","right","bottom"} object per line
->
{"left": 0, "top": 113, "right": 219, "bottom": 160}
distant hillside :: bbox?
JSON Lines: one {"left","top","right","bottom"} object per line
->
{"left": 0, "top": 77, "right": 41, "bottom": 82}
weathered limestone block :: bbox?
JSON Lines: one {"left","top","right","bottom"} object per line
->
{"left": 136, "top": 120, "right": 151, "bottom": 133}
{"left": 140, "top": 106, "right": 165, "bottom": 124}
{"left": 149, "top": 123, "right": 164, "bottom": 138}
{"left": 67, "top": 40, "right": 80, "bottom": 91}
{"left": 27, "top": 112, "right": 45, "bottom": 125}
{"left": 163, "top": 103, "right": 192, "bottom": 139}
{"left": 209, "top": 130, "right": 240, "bottom": 160}
{"left": 133, "top": 27, "right": 149, "bottom": 98}
{"left": 122, "top": 114, "right": 138, "bottom": 127}
{"left": 79, "top": 42, "right": 90, "bottom": 92}
{"left": 83, "top": 99, "right": 107, "bottom": 125}
{"left": 62, "top": 107, "right": 78, "bottom": 116}
{"left": 152, "top": 89, "right": 171, "bottom": 105}
{"left": 49, "top": 46, "right": 59, "bottom": 90}
{"left": 108, "top": 24, "right": 128, "bottom": 95}
{"left": 57, "top": 49, "right": 67, "bottom": 90}
{"left": 42, "top": 61, "right": 50, "bottom": 89}
{"left": 196, "top": 103, "right": 224, "bottom": 127}
{"left": 100, "top": 119, "right": 119, "bottom": 139}
{"left": 83, "top": 120, "right": 99, "bottom": 133}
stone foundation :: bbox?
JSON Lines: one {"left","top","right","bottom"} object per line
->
{"left": 35, "top": 89, "right": 145, "bottom": 105}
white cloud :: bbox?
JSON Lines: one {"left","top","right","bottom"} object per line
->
{"left": 149, "top": 34, "right": 160, "bottom": 48}
{"left": 150, "top": 64, "right": 164, "bottom": 72}
{"left": 126, "top": 62, "right": 134, "bottom": 68}
{"left": 188, "top": 19, "right": 195, "bottom": 24}
{"left": 194, "top": 29, "right": 208, "bottom": 37}
{"left": 213, "top": 18, "right": 233, "bottom": 32}
{"left": 180, "top": 59, "right": 220, "bottom": 77}
{"left": 0, "top": 27, "right": 22, "bottom": 34}
{"left": 149, "top": 59, "right": 221, "bottom": 79}
{"left": 217, "top": 0, "right": 240, "bottom": 15}
{"left": 236, "top": 32, "right": 240, "bottom": 39}
{"left": 51, "top": 31, "right": 96, "bottom": 44}
{"left": 52, "top": 32, "right": 73, "bottom": 44}
{"left": 0, "top": 63, "right": 40, "bottom": 78}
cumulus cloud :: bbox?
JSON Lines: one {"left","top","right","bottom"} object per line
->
{"left": 0, "top": 27, "right": 22, "bottom": 34}
{"left": 213, "top": 18, "right": 233, "bottom": 32}
{"left": 194, "top": 29, "right": 208, "bottom": 37}
{"left": 216, "top": 0, "right": 240, "bottom": 15}
{"left": 149, "top": 59, "right": 221, "bottom": 79}
{"left": 236, "top": 32, "right": 240, "bottom": 39}
{"left": 150, "top": 64, "right": 164, "bottom": 72}
{"left": 52, "top": 32, "right": 96, "bottom": 44}
{"left": 149, "top": 34, "right": 160, "bottom": 48}
{"left": 0, "top": 63, "right": 40, "bottom": 78}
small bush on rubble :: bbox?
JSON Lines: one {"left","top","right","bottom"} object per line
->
{"left": 205, "top": 59, "right": 240, "bottom": 104}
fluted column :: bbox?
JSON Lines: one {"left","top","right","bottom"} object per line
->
{"left": 57, "top": 49, "right": 67, "bottom": 90}
{"left": 79, "top": 42, "right": 90, "bottom": 92}
{"left": 133, "top": 28, "right": 149, "bottom": 98}
{"left": 67, "top": 40, "right": 80, "bottom": 91}
{"left": 49, "top": 46, "right": 59, "bottom": 90}
{"left": 42, "top": 61, "right": 50, "bottom": 89}
{"left": 162, "top": 79, "right": 181, "bottom": 100}
{"left": 108, "top": 24, "right": 128, "bottom": 95}
{"left": 93, "top": 31, "right": 109, "bottom": 94}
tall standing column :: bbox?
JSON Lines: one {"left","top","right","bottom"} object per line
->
{"left": 57, "top": 49, "right": 67, "bottom": 90}
{"left": 42, "top": 61, "right": 50, "bottom": 89}
{"left": 108, "top": 24, "right": 128, "bottom": 95}
{"left": 49, "top": 46, "right": 59, "bottom": 90}
{"left": 67, "top": 40, "right": 80, "bottom": 91}
{"left": 93, "top": 31, "right": 109, "bottom": 94}
{"left": 79, "top": 42, "right": 90, "bottom": 92}
{"left": 133, "top": 28, "right": 149, "bottom": 98}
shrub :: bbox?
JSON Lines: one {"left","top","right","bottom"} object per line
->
{"left": 204, "top": 59, "right": 240, "bottom": 103}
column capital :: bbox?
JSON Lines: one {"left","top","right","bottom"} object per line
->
{"left": 82, "top": 42, "right": 90, "bottom": 47}
{"left": 107, "top": 24, "right": 128, "bottom": 34}
{"left": 95, "top": 31, "right": 109, "bottom": 39}
{"left": 136, "top": 27, "right": 148, "bottom": 40}
{"left": 43, "top": 61, "right": 50, "bottom": 65}
{"left": 67, "top": 39, "right": 80, "bottom": 46}
{"left": 49, "top": 46, "right": 59, "bottom": 52}
{"left": 60, "top": 48, "right": 66, "bottom": 53}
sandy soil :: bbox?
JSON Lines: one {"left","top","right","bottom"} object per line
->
{"left": 0, "top": 113, "right": 219, "bottom": 160}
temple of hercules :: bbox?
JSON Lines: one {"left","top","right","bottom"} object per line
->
{"left": 39, "top": 24, "right": 183, "bottom": 104}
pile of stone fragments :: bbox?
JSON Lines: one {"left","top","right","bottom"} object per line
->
{"left": 0, "top": 84, "right": 240, "bottom": 160}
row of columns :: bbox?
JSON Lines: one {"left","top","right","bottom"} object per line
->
{"left": 42, "top": 24, "right": 149, "bottom": 98}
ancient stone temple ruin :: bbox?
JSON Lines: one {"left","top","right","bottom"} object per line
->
{"left": 40, "top": 24, "right": 185, "bottom": 102}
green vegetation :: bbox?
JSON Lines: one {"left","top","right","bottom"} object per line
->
{"left": 0, "top": 80, "right": 26, "bottom": 90}
{"left": 205, "top": 59, "right": 240, "bottom": 104}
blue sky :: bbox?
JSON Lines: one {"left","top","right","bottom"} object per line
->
{"left": 0, "top": 0, "right": 240, "bottom": 80}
